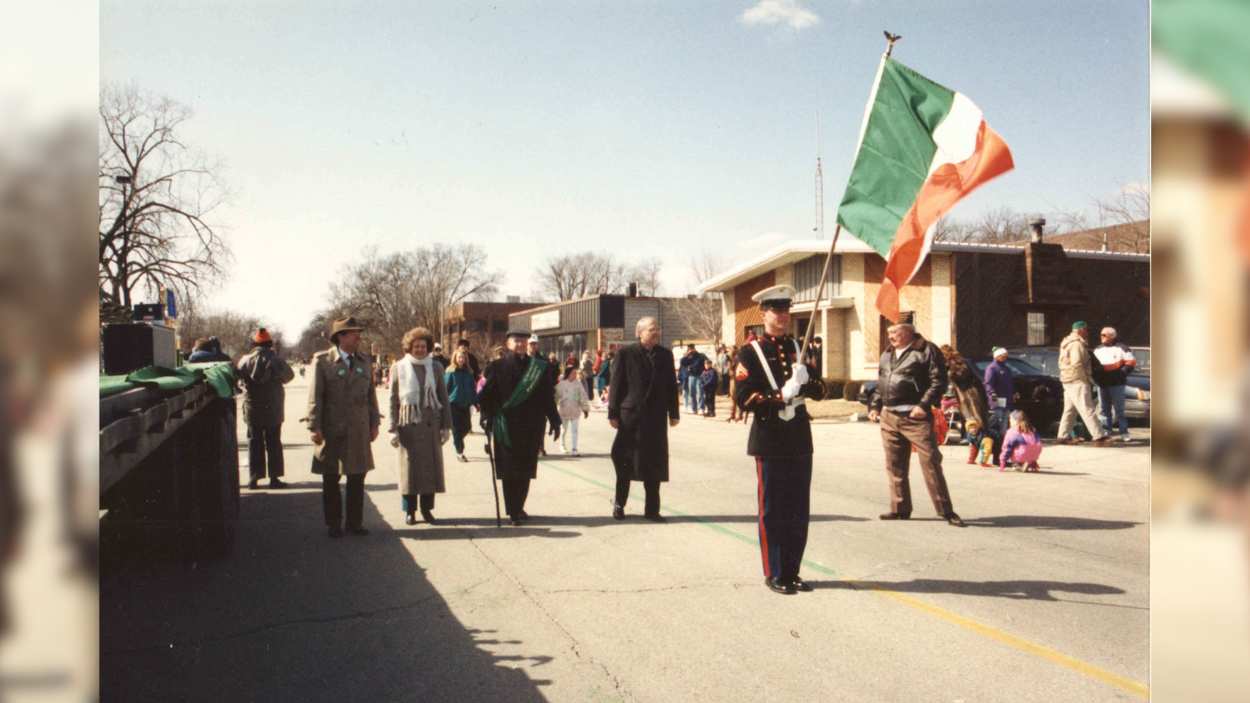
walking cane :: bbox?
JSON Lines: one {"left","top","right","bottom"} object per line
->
{"left": 484, "top": 420, "right": 502, "bottom": 528}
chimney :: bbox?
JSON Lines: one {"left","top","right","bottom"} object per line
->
{"left": 506, "top": 295, "right": 520, "bottom": 303}
{"left": 627, "top": 282, "right": 638, "bottom": 298}
{"left": 1101, "top": 231, "right": 1109, "bottom": 252}
{"left": 1028, "top": 217, "right": 1045, "bottom": 243}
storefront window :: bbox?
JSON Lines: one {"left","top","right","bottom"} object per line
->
{"left": 1027, "top": 312, "right": 1046, "bottom": 346}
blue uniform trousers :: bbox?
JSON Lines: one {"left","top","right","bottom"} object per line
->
{"left": 755, "top": 455, "right": 812, "bottom": 581}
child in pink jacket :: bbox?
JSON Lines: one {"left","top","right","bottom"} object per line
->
{"left": 1000, "top": 410, "right": 1042, "bottom": 472}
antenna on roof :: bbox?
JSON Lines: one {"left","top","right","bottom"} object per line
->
{"left": 813, "top": 111, "right": 824, "bottom": 237}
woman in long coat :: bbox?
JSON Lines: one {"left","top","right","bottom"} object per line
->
{"left": 942, "top": 345, "right": 991, "bottom": 437}
{"left": 389, "top": 327, "right": 452, "bottom": 525}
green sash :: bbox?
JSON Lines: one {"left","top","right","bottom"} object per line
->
{"left": 492, "top": 356, "right": 548, "bottom": 450}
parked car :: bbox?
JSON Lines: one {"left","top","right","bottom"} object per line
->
{"left": 857, "top": 356, "right": 1066, "bottom": 436}
{"left": 1122, "top": 373, "right": 1150, "bottom": 422}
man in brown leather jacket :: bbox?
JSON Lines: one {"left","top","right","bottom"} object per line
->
{"left": 868, "top": 322, "right": 964, "bottom": 527}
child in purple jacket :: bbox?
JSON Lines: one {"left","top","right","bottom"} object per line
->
{"left": 1000, "top": 410, "right": 1042, "bottom": 472}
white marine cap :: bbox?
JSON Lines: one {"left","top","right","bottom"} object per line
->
{"left": 528, "top": 335, "right": 540, "bottom": 343}
{"left": 751, "top": 284, "right": 797, "bottom": 308}
{"left": 992, "top": 346, "right": 1008, "bottom": 358}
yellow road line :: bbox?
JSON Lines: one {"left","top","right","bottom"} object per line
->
{"left": 857, "top": 584, "right": 1149, "bottom": 699}
{"left": 543, "top": 461, "right": 1149, "bottom": 699}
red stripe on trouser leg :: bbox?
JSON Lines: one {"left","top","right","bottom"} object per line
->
{"left": 756, "top": 458, "right": 770, "bottom": 578}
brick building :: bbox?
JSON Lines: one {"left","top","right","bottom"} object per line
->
{"left": 507, "top": 293, "right": 710, "bottom": 361}
{"left": 444, "top": 300, "right": 545, "bottom": 356}
{"left": 699, "top": 231, "right": 1149, "bottom": 381}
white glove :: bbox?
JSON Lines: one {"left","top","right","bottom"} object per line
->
{"left": 781, "top": 377, "right": 802, "bottom": 403}
{"left": 790, "top": 364, "right": 810, "bottom": 386}
{"left": 440, "top": 429, "right": 450, "bottom": 445}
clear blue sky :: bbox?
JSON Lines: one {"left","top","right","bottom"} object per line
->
{"left": 101, "top": 0, "right": 1149, "bottom": 338}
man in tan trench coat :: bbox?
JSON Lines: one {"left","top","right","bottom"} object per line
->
{"left": 307, "top": 317, "right": 381, "bottom": 538}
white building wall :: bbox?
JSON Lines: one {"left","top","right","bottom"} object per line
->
{"left": 930, "top": 254, "right": 953, "bottom": 346}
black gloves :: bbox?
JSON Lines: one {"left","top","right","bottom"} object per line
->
{"left": 549, "top": 423, "right": 561, "bottom": 441}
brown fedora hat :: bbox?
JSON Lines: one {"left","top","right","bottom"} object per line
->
{"left": 329, "top": 316, "right": 365, "bottom": 341}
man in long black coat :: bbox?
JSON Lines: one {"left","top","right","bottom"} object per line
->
{"left": 480, "top": 329, "right": 562, "bottom": 526}
{"left": 608, "top": 316, "right": 679, "bottom": 521}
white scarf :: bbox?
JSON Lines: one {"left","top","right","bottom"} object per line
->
{"left": 396, "top": 353, "right": 442, "bottom": 425}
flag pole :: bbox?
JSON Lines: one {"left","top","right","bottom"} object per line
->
{"left": 800, "top": 31, "right": 899, "bottom": 362}
{"left": 798, "top": 224, "right": 842, "bottom": 361}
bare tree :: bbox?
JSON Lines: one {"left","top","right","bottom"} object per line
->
{"left": 98, "top": 84, "right": 231, "bottom": 311}
{"left": 324, "top": 244, "right": 499, "bottom": 353}
{"left": 969, "top": 206, "right": 1030, "bottom": 244}
{"left": 672, "top": 250, "right": 724, "bottom": 343}
{"left": 627, "top": 257, "right": 664, "bottom": 296}
{"left": 533, "top": 252, "right": 632, "bottom": 301}
{"left": 176, "top": 305, "right": 267, "bottom": 360}
{"left": 1094, "top": 185, "right": 1150, "bottom": 253}
{"left": 932, "top": 216, "right": 975, "bottom": 243}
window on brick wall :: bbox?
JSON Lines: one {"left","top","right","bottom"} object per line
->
{"left": 1027, "top": 312, "right": 1046, "bottom": 345}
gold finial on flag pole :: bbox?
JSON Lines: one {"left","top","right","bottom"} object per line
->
{"left": 883, "top": 31, "right": 902, "bottom": 58}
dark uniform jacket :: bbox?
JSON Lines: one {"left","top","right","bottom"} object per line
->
{"left": 479, "top": 351, "right": 561, "bottom": 481}
{"left": 869, "top": 335, "right": 948, "bottom": 413}
{"left": 735, "top": 334, "right": 824, "bottom": 456}
{"left": 236, "top": 346, "right": 295, "bottom": 427}
{"left": 608, "top": 343, "right": 679, "bottom": 481}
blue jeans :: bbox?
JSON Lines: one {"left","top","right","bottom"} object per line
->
{"left": 1099, "top": 384, "right": 1128, "bottom": 435}
{"left": 685, "top": 375, "right": 702, "bottom": 412}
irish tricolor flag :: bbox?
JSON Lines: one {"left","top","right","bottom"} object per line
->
{"left": 836, "top": 57, "right": 1014, "bottom": 322}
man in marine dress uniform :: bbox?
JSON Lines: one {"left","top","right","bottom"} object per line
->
{"left": 479, "top": 328, "right": 562, "bottom": 526}
{"left": 306, "top": 317, "right": 380, "bottom": 538}
{"left": 734, "top": 285, "right": 825, "bottom": 595}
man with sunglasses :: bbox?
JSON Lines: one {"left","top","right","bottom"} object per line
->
{"left": 1092, "top": 326, "right": 1136, "bottom": 441}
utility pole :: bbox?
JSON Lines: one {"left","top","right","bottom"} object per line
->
{"left": 813, "top": 111, "right": 824, "bottom": 238}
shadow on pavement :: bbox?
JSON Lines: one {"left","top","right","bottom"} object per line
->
{"left": 101, "top": 487, "right": 551, "bottom": 702}
{"left": 965, "top": 515, "right": 1141, "bottom": 530}
{"left": 432, "top": 513, "right": 869, "bottom": 528}
{"left": 809, "top": 578, "right": 1126, "bottom": 602}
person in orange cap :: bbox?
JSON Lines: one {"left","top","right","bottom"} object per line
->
{"left": 236, "top": 327, "right": 295, "bottom": 489}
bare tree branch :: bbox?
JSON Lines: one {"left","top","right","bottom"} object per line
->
{"left": 98, "top": 83, "right": 232, "bottom": 311}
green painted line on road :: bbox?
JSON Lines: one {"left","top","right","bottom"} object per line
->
{"left": 540, "top": 461, "right": 838, "bottom": 577}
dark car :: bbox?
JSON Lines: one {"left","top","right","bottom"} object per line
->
{"left": 858, "top": 356, "right": 1065, "bottom": 436}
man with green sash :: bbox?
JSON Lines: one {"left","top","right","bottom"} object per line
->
{"left": 479, "top": 328, "right": 562, "bottom": 526}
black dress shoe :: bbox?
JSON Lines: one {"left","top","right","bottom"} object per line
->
{"left": 765, "top": 577, "right": 797, "bottom": 595}
{"left": 612, "top": 506, "right": 626, "bottom": 520}
{"left": 517, "top": 510, "right": 529, "bottom": 519}
{"left": 269, "top": 478, "right": 287, "bottom": 489}
{"left": 421, "top": 510, "right": 437, "bottom": 525}
{"left": 347, "top": 527, "right": 369, "bottom": 536}
{"left": 878, "top": 512, "right": 911, "bottom": 520}
{"left": 790, "top": 577, "right": 814, "bottom": 592}
{"left": 509, "top": 517, "right": 524, "bottom": 527}
{"left": 327, "top": 526, "right": 343, "bottom": 538}
{"left": 404, "top": 513, "right": 416, "bottom": 526}
{"left": 248, "top": 479, "right": 260, "bottom": 490}
{"left": 643, "top": 513, "right": 666, "bottom": 523}
{"left": 945, "top": 512, "right": 966, "bottom": 527}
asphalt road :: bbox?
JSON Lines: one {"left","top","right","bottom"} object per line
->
{"left": 100, "top": 377, "right": 1149, "bottom": 702}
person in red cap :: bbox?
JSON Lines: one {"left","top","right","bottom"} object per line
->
{"left": 236, "top": 327, "right": 295, "bottom": 489}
